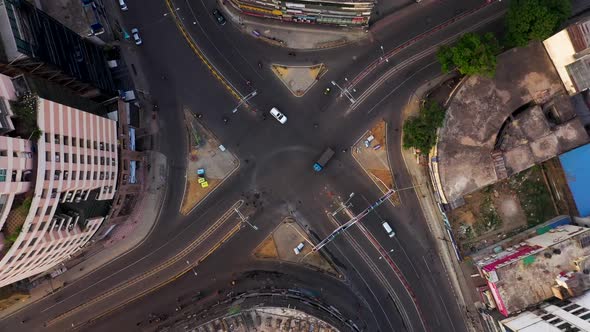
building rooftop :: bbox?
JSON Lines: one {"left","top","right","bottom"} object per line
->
{"left": 544, "top": 16, "right": 590, "bottom": 95}
{"left": 559, "top": 143, "right": 590, "bottom": 217}
{"left": 476, "top": 224, "right": 590, "bottom": 316}
{"left": 435, "top": 42, "right": 589, "bottom": 204}
{"left": 501, "top": 291, "right": 590, "bottom": 331}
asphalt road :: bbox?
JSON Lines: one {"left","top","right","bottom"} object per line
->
{"left": 0, "top": 0, "right": 519, "bottom": 331}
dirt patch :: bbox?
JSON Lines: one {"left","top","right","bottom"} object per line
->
{"left": 352, "top": 120, "right": 400, "bottom": 205}
{"left": 369, "top": 169, "right": 393, "bottom": 189}
{"left": 271, "top": 64, "right": 326, "bottom": 97}
{"left": 252, "top": 220, "right": 337, "bottom": 275}
{"left": 179, "top": 110, "right": 238, "bottom": 215}
{"left": 450, "top": 165, "right": 557, "bottom": 255}
{"left": 180, "top": 177, "right": 221, "bottom": 215}
{"left": 253, "top": 236, "right": 279, "bottom": 259}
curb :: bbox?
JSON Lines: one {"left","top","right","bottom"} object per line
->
{"left": 350, "top": 126, "right": 399, "bottom": 207}
{"left": 180, "top": 114, "right": 241, "bottom": 216}
{"left": 398, "top": 76, "right": 478, "bottom": 332}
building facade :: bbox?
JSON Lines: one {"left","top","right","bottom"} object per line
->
{"left": 227, "top": 0, "right": 373, "bottom": 27}
{"left": 0, "top": 0, "right": 115, "bottom": 98}
{"left": 0, "top": 73, "right": 117, "bottom": 287}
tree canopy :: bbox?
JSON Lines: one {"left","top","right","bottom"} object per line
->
{"left": 403, "top": 100, "right": 446, "bottom": 154}
{"left": 505, "top": 0, "right": 571, "bottom": 47}
{"left": 436, "top": 32, "right": 500, "bottom": 77}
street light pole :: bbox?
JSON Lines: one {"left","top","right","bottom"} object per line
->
{"left": 186, "top": 260, "right": 198, "bottom": 276}
{"left": 380, "top": 45, "right": 389, "bottom": 63}
{"left": 235, "top": 208, "right": 258, "bottom": 230}
{"left": 331, "top": 80, "right": 355, "bottom": 104}
{"left": 331, "top": 192, "right": 355, "bottom": 216}
{"left": 232, "top": 90, "right": 258, "bottom": 113}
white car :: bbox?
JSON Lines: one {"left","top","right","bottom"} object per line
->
{"left": 270, "top": 107, "right": 287, "bottom": 124}
{"left": 131, "top": 28, "right": 142, "bottom": 45}
{"left": 293, "top": 242, "right": 304, "bottom": 255}
{"left": 119, "top": 0, "right": 128, "bottom": 11}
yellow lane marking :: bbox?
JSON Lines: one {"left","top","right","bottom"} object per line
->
{"left": 46, "top": 200, "right": 243, "bottom": 326}
{"left": 164, "top": 0, "right": 241, "bottom": 101}
{"left": 73, "top": 223, "right": 243, "bottom": 331}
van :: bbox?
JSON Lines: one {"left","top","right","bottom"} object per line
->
{"left": 382, "top": 221, "right": 395, "bottom": 238}
{"left": 119, "top": 0, "right": 128, "bottom": 11}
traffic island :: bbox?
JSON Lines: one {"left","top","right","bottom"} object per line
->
{"left": 180, "top": 110, "right": 239, "bottom": 215}
{"left": 253, "top": 218, "right": 338, "bottom": 276}
{"left": 271, "top": 64, "right": 327, "bottom": 97}
{"left": 351, "top": 120, "right": 401, "bottom": 205}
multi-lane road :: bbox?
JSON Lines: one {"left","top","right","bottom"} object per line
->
{"left": 0, "top": 0, "right": 518, "bottom": 330}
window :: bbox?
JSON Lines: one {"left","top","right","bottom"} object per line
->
{"left": 80, "top": 138, "right": 84, "bottom": 147}
{"left": 0, "top": 169, "right": 6, "bottom": 182}
{"left": 63, "top": 136, "right": 69, "bottom": 145}
{"left": 64, "top": 153, "right": 69, "bottom": 163}
{"left": 72, "top": 154, "right": 77, "bottom": 163}
{"left": 86, "top": 172, "right": 90, "bottom": 180}
{"left": 79, "top": 172, "right": 84, "bottom": 180}
{"left": 106, "top": 158, "right": 110, "bottom": 166}
{"left": 80, "top": 154, "right": 84, "bottom": 164}
{"left": 579, "top": 236, "right": 590, "bottom": 248}
{"left": 100, "top": 157, "right": 105, "bottom": 165}
{"left": 0, "top": 150, "right": 7, "bottom": 157}
{"left": 54, "top": 152, "right": 60, "bottom": 162}
{"left": 28, "top": 250, "right": 36, "bottom": 257}
{"left": 17, "top": 253, "right": 26, "bottom": 261}
{"left": 45, "top": 133, "right": 50, "bottom": 142}
{"left": 111, "top": 144, "right": 115, "bottom": 151}
{"left": 87, "top": 155, "right": 91, "bottom": 164}
{"left": 94, "top": 156, "right": 98, "bottom": 165}
{"left": 63, "top": 171, "right": 69, "bottom": 180}
{"left": 94, "top": 141, "right": 98, "bottom": 150}
{"left": 72, "top": 171, "right": 77, "bottom": 181}
{"left": 54, "top": 134, "right": 60, "bottom": 144}
{"left": 28, "top": 238, "right": 37, "bottom": 246}
{"left": 39, "top": 221, "right": 47, "bottom": 231}
{"left": 72, "top": 138, "right": 76, "bottom": 147}
{"left": 45, "top": 151, "right": 51, "bottom": 162}
{"left": 44, "top": 170, "right": 51, "bottom": 181}
{"left": 93, "top": 172, "right": 97, "bottom": 180}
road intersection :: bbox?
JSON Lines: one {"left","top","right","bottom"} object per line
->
{"left": 0, "top": 0, "right": 514, "bottom": 330}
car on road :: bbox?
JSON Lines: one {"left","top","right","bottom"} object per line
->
{"left": 119, "top": 0, "right": 128, "bottom": 11}
{"left": 212, "top": 9, "right": 226, "bottom": 25}
{"left": 382, "top": 221, "right": 396, "bottom": 238}
{"left": 293, "top": 242, "right": 305, "bottom": 255}
{"left": 270, "top": 107, "right": 287, "bottom": 124}
{"left": 131, "top": 28, "right": 142, "bottom": 45}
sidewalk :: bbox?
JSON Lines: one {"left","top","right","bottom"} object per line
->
{"left": 0, "top": 151, "right": 168, "bottom": 319}
{"left": 399, "top": 75, "right": 483, "bottom": 331}
{"left": 218, "top": 0, "right": 368, "bottom": 50}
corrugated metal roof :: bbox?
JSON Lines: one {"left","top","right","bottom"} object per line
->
{"left": 559, "top": 143, "right": 590, "bottom": 217}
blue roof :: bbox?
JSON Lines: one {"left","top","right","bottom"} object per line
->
{"left": 560, "top": 143, "right": 590, "bottom": 217}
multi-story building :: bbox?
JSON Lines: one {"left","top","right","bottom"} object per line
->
{"left": 0, "top": 0, "right": 115, "bottom": 99}
{"left": 474, "top": 219, "right": 590, "bottom": 317}
{"left": 0, "top": 73, "right": 118, "bottom": 287}
{"left": 227, "top": 0, "right": 374, "bottom": 27}
{"left": 499, "top": 291, "right": 590, "bottom": 331}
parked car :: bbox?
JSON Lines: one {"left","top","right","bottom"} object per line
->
{"left": 119, "top": 0, "right": 128, "bottom": 11}
{"left": 270, "top": 107, "right": 287, "bottom": 124}
{"left": 293, "top": 242, "right": 305, "bottom": 255}
{"left": 212, "top": 9, "right": 226, "bottom": 25}
{"left": 382, "top": 221, "right": 396, "bottom": 238}
{"left": 131, "top": 28, "right": 142, "bottom": 45}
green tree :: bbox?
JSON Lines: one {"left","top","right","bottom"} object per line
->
{"left": 505, "top": 0, "right": 572, "bottom": 47}
{"left": 403, "top": 101, "right": 446, "bottom": 154}
{"left": 436, "top": 33, "right": 499, "bottom": 77}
